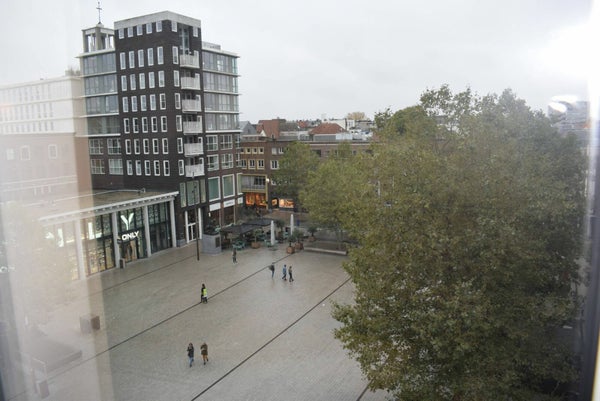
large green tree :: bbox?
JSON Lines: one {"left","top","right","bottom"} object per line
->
{"left": 332, "top": 87, "right": 586, "bottom": 400}
{"left": 271, "top": 141, "right": 319, "bottom": 209}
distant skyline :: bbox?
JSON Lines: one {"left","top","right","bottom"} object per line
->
{"left": 0, "top": 0, "right": 596, "bottom": 122}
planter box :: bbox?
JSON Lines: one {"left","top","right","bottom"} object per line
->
{"left": 295, "top": 242, "right": 303, "bottom": 251}
{"left": 251, "top": 242, "right": 262, "bottom": 249}
{"left": 286, "top": 246, "right": 295, "bottom": 254}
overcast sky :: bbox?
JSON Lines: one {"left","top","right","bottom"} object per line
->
{"left": 0, "top": 0, "right": 595, "bottom": 122}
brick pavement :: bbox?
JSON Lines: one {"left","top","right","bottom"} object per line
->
{"left": 7, "top": 242, "right": 389, "bottom": 401}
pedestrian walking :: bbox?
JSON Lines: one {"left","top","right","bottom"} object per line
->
{"left": 282, "top": 264, "right": 287, "bottom": 281}
{"left": 269, "top": 263, "right": 275, "bottom": 278}
{"left": 201, "top": 283, "right": 208, "bottom": 303}
{"left": 200, "top": 342, "right": 209, "bottom": 365}
{"left": 232, "top": 248, "right": 237, "bottom": 263}
{"left": 187, "top": 343, "right": 194, "bottom": 367}
{"left": 289, "top": 265, "right": 294, "bottom": 282}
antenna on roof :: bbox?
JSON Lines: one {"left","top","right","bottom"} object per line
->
{"left": 96, "top": 1, "right": 103, "bottom": 24}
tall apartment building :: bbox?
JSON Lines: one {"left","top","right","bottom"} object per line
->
{"left": 80, "top": 11, "right": 241, "bottom": 250}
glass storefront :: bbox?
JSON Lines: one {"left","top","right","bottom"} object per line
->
{"left": 82, "top": 214, "right": 114, "bottom": 275}
{"left": 148, "top": 203, "right": 172, "bottom": 253}
{"left": 117, "top": 207, "right": 146, "bottom": 263}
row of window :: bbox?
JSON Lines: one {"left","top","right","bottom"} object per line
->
{"left": 0, "top": 121, "right": 56, "bottom": 134}
{"left": 91, "top": 158, "right": 171, "bottom": 177}
{"left": 119, "top": 46, "right": 200, "bottom": 71}
{"left": 120, "top": 70, "right": 166, "bottom": 93}
{"left": 4, "top": 145, "right": 59, "bottom": 161}
{"left": 123, "top": 115, "right": 169, "bottom": 134}
{"left": 118, "top": 20, "right": 199, "bottom": 40}
{"left": 0, "top": 102, "right": 54, "bottom": 122}
{"left": 121, "top": 93, "right": 171, "bottom": 113}
{"left": 238, "top": 159, "right": 280, "bottom": 170}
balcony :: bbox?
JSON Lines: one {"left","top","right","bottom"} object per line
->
{"left": 181, "top": 77, "right": 201, "bottom": 90}
{"left": 182, "top": 99, "right": 202, "bottom": 113}
{"left": 184, "top": 143, "right": 204, "bottom": 156}
{"left": 183, "top": 121, "right": 203, "bottom": 134}
{"left": 185, "top": 164, "right": 204, "bottom": 178}
{"left": 180, "top": 54, "right": 200, "bottom": 69}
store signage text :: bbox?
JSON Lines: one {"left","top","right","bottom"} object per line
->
{"left": 121, "top": 231, "right": 140, "bottom": 242}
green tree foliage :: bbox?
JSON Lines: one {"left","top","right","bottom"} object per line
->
{"left": 271, "top": 141, "right": 319, "bottom": 208}
{"left": 301, "top": 142, "right": 369, "bottom": 247}
{"left": 332, "top": 87, "right": 586, "bottom": 400}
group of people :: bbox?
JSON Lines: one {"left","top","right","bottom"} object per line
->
{"left": 187, "top": 342, "right": 208, "bottom": 367}
{"left": 269, "top": 263, "right": 294, "bottom": 282}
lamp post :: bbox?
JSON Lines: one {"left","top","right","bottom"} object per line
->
{"left": 193, "top": 171, "right": 200, "bottom": 261}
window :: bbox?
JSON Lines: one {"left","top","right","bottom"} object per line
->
{"left": 125, "top": 139, "right": 131, "bottom": 154}
{"left": 177, "top": 138, "right": 183, "bottom": 153}
{"left": 159, "top": 93, "right": 166, "bottom": 110}
{"left": 156, "top": 20, "right": 162, "bottom": 32}
{"left": 174, "top": 70, "right": 180, "bottom": 87}
{"left": 220, "top": 134, "right": 232, "bottom": 150}
{"left": 129, "top": 74, "right": 136, "bottom": 91}
{"left": 134, "top": 139, "right": 140, "bottom": 154}
{"left": 136, "top": 25, "right": 143, "bottom": 36}
{"left": 178, "top": 160, "right": 185, "bottom": 175}
{"left": 131, "top": 96, "right": 138, "bottom": 112}
{"left": 147, "top": 48, "right": 154, "bottom": 66}
{"left": 127, "top": 160, "right": 133, "bottom": 175}
{"left": 120, "top": 52, "right": 126, "bottom": 70}
{"left": 158, "top": 71, "right": 165, "bottom": 87}
{"left": 47, "top": 144, "right": 58, "bottom": 159}
{"left": 208, "top": 177, "right": 220, "bottom": 201}
{"left": 136, "top": 160, "right": 142, "bottom": 175}
{"left": 270, "top": 160, "right": 279, "bottom": 169}
{"left": 128, "top": 51, "right": 135, "bottom": 68}
{"left": 109, "top": 159, "right": 123, "bottom": 175}
{"left": 142, "top": 117, "right": 148, "bottom": 133}
{"left": 258, "top": 147, "right": 264, "bottom": 154}
{"left": 154, "top": 160, "right": 160, "bottom": 175}
{"left": 206, "top": 135, "right": 218, "bottom": 151}
{"left": 143, "top": 138, "right": 150, "bottom": 154}
{"left": 222, "top": 175, "right": 234, "bottom": 197}
{"left": 118, "top": 28, "right": 124, "bottom": 39}
{"left": 249, "top": 159, "right": 255, "bottom": 169}
{"left": 89, "top": 139, "right": 103, "bottom": 155}
{"left": 176, "top": 115, "right": 182, "bottom": 131}
{"left": 138, "top": 49, "right": 144, "bottom": 67}
{"left": 127, "top": 26, "right": 133, "bottom": 37}
{"left": 121, "top": 76, "right": 127, "bottom": 91}
{"left": 157, "top": 46, "right": 164, "bottom": 65}
{"left": 152, "top": 138, "right": 159, "bottom": 154}
{"left": 193, "top": 27, "right": 198, "bottom": 37}
{"left": 91, "top": 159, "right": 104, "bottom": 174}
{"left": 163, "top": 160, "right": 170, "bottom": 176}
{"left": 123, "top": 118, "right": 130, "bottom": 133}
{"left": 162, "top": 138, "right": 169, "bottom": 154}
{"left": 207, "top": 155, "right": 219, "bottom": 171}
{"left": 257, "top": 159, "right": 265, "bottom": 169}
{"left": 122, "top": 97, "right": 128, "bottom": 112}
{"left": 146, "top": 22, "right": 152, "bottom": 34}
{"left": 171, "top": 21, "right": 177, "bottom": 32}
{"left": 145, "top": 160, "right": 151, "bottom": 175}
{"left": 172, "top": 46, "right": 179, "bottom": 64}
{"left": 161, "top": 116, "right": 167, "bottom": 132}
{"left": 148, "top": 71, "right": 155, "bottom": 88}
{"left": 107, "top": 138, "right": 121, "bottom": 154}
{"left": 174, "top": 93, "right": 181, "bottom": 109}
{"left": 221, "top": 153, "right": 233, "bottom": 169}
{"left": 139, "top": 73, "right": 146, "bottom": 89}
{"left": 150, "top": 94, "right": 156, "bottom": 110}
{"left": 151, "top": 116, "right": 158, "bottom": 132}
{"left": 140, "top": 95, "right": 147, "bottom": 111}
{"left": 132, "top": 118, "right": 139, "bottom": 133}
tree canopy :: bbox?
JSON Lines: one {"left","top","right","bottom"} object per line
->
{"left": 329, "top": 87, "right": 586, "bottom": 400}
{"left": 271, "top": 141, "right": 319, "bottom": 208}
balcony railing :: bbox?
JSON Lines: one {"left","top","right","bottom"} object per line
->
{"left": 182, "top": 99, "right": 202, "bottom": 113}
{"left": 181, "top": 77, "right": 201, "bottom": 90}
{"left": 183, "top": 121, "right": 203, "bottom": 134}
{"left": 184, "top": 143, "right": 204, "bottom": 156}
{"left": 185, "top": 164, "right": 204, "bottom": 178}
{"left": 180, "top": 54, "right": 200, "bottom": 69}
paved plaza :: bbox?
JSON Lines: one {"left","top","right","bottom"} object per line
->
{"left": 7, "top": 239, "right": 389, "bottom": 401}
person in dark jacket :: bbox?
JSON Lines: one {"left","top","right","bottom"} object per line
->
{"left": 187, "top": 343, "right": 194, "bottom": 367}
